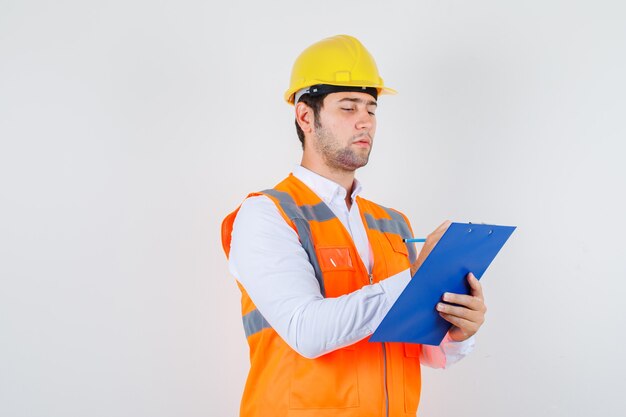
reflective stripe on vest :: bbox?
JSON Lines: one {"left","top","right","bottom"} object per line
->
{"left": 262, "top": 188, "right": 332, "bottom": 296}
{"left": 364, "top": 209, "right": 418, "bottom": 263}
{"left": 242, "top": 308, "right": 270, "bottom": 338}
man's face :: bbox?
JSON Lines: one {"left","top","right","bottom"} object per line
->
{"left": 311, "top": 91, "right": 378, "bottom": 172}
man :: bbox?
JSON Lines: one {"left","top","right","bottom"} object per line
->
{"left": 221, "top": 34, "right": 487, "bottom": 417}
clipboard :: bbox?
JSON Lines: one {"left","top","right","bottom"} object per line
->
{"left": 370, "top": 222, "right": 516, "bottom": 346}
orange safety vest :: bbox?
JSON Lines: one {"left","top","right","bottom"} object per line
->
{"left": 221, "top": 174, "right": 423, "bottom": 417}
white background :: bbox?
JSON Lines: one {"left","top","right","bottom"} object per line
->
{"left": 1, "top": 1, "right": 625, "bottom": 416}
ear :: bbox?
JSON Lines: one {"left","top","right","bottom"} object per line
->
{"left": 295, "top": 101, "right": 314, "bottom": 134}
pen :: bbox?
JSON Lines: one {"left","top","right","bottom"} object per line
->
{"left": 402, "top": 238, "right": 426, "bottom": 243}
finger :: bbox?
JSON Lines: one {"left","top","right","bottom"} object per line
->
{"left": 442, "top": 292, "right": 485, "bottom": 311}
{"left": 467, "top": 272, "right": 484, "bottom": 300}
{"left": 437, "top": 219, "right": 452, "bottom": 231}
{"left": 437, "top": 302, "right": 484, "bottom": 324}
{"left": 438, "top": 313, "right": 478, "bottom": 334}
{"left": 416, "top": 221, "right": 452, "bottom": 269}
{"left": 433, "top": 220, "right": 451, "bottom": 237}
{"left": 427, "top": 220, "right": 451, "bottom": 240}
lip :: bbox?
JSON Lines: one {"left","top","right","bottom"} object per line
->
{"left": 352, "top": 136, "right": 372, "bottom": 147}
{"left": 353, "top": 141, "right": 371, "bottom": 148}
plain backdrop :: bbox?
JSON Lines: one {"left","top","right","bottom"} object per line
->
{"left": 1, "top": 1, "right": 625, "bottom": 416}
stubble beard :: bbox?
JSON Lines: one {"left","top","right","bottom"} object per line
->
{"left": 313, "top": 124, "right": 372, "bottom": 173}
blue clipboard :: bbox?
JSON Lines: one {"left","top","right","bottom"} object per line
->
{"left": 370, "top": 222, "right": 516, "bottom": 346}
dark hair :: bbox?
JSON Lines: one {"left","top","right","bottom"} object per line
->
{"left": 295, "top": 93, "right": 327, "bottom": 149}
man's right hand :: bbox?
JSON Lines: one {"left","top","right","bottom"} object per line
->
{"left": 409, "top": 220, "right": 451, "bottom": 276}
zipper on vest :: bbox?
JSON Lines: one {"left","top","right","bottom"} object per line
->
{"left": 382, "top": 342, "right": 389, "bottom": 417}
{"left": 368, "top": 273, "right": 374, "bottom": 285}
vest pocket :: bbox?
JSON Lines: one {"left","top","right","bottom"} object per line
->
{"left": 316, "top": 246, "right": 355, "bottom": 271}
{"left": 316, "top": 246, "right": 358, "bottom": 297}
{"left": 383, "top": 232, "right": 409, "bottom": 256}
{"left": 403, "top": 343, "right": 422, "bottom": 414}
{"left": 289, "top": 346, "right": 359, "bottom": 409}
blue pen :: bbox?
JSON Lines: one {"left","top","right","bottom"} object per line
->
{"left": 403, "top": 238, "right": 426, "bottom": 243}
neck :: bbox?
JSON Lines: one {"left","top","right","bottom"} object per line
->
{"left": 300, "top": 159, "right": 356, "bottom": 203}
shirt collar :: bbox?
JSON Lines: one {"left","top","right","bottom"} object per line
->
{"left": 292, "top": 165, "right": 363, "bottom": 206}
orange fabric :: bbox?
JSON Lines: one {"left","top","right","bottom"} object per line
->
{"left": 221, "top": 175, "right": 422, "bottom": 417}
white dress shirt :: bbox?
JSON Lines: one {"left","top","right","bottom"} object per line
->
{"left": 229, "top": 165, "right": 474, "bottom": 366}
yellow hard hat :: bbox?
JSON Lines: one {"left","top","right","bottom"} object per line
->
{"left": 284, "top": 34, "right": 397, "bottom": 104}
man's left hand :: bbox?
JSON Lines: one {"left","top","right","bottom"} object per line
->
{"left": 436, "top": 273, "right": 487, "bottom": 342}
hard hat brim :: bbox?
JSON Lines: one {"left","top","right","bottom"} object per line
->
{"left": 285, "top": 84, "right": 397, "bottom": 105}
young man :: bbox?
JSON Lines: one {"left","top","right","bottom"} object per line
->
{"left": 221, "top": 34, "right": 487, "bottom": 417}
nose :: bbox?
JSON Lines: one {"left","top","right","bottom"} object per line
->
{"left": 355, "top": 108, "right": 375, "bottom": 130}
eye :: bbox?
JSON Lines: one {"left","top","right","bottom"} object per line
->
{"left": 368, "top": 111, "right": 376, "bottom": 116}
{"left": 341, "top": 107, "right": 354, "bottom": 112}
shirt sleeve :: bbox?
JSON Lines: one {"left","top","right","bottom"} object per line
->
{"left": 420, "top": 334, "right": 475, "bottom": 369}
{"left": 229, "top": 195, "right": 474, "bottom": 365}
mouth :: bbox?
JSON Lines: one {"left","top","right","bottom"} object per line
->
{"left": 352, "top": 135, "right": 372, "bottom": 148}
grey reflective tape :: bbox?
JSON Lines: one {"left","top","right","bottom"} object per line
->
{"left": 365, "top": 214, "right": 406, "bottom": 235}
{"left": 292, "top": 217, "right": 325, "bottom": 294}
{"left": 262, "top": 189, "right": 328, "bottom": 296}
{"left": 299, "top": 201, "right": 336, "bottom": 222}
{"left": 263, "top": 189, "right": 335, "bottom": 222}
{"left": 365, "top": 211, "right": 417, "bottom": 263}
{"left": 263, "top": 189, "right": 298, "bottom": 213}
{"left": 242, "top": 308, "right": 271, "bottom": 338}
{"left": 382, "top": 207, "right": 418, "bottom": 263}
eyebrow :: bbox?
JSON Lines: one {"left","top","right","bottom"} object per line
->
{"left": 338, "top": 97, "right": 378, "bottom": 106}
